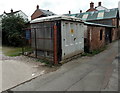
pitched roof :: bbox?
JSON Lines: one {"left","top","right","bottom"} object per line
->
{"left": 95, "top": 6, "right": 108, "bottom": 11}
{"left": 86, "top": 8, "right": 97, "bottom": 12}
{"left": 4, "top": 10, "right": 20, "bottom": 15}
{"left": 66, "top": 8, "right": 118, "bottom": 21}
{"left": 95, "top": 2, "right": 108, "bottom": 11}
{"left": 84, "top": 22, "right": 115, "bottom": 28}
{"left": 40, "top": 9, "right": 55, "bottom": 16}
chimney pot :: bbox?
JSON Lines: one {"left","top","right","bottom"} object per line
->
{"left": 98, "top": 2, "right": 101, "bottom": 6}
{"left": 80, "top": 10, "right": 82, "bottom": 13}
{"left": 37, "top": 5, "right": 39, "bottom": 9}
{"left": 90, "top": 2, "right": 94, "bottom": 8}
{"left": 69, "top": 11, "right": 71, "bottom": 14}
{"left": 11, "top": 9, "right": 13, "bottom": 13}
{"left": 4, "top": 11, "right": 6, "bottom": 14}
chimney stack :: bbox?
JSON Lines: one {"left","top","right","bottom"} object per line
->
{"left": 4, "top": 11, "right": 6, "bottom": 14}
{"left": 37, "top": 5, "right": 39, "bottom": 9}
{"left": 80, "top": 10, "right": 82, "bottom": 13}
{"left": 98, "top": 2, "right": 101, "bottom": 6}
{"left": 11, "top": 9, "right": 13, "bottom": 13}
{"left": 90, "top": 2, "right": 94, "bottom": 8}
{"left": 69, "top": 11, "right": 71, "bottom": 14}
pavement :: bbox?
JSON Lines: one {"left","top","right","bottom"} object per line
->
{"left": 1, "top": 60, "right": 46, "bottom": 92}
{"left": 8, "top": 40, "right": 119, "bottom": 92}
{"left": 0, "top": 48, "right": 58, "bottom": 92}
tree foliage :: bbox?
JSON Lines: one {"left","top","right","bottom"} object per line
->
{"left": 2, "top": 15, "right": 27, "bottom": 46}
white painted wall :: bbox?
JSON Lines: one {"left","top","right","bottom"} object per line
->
{"left": 15, "top": 10, "right": 28, "bottom": 21}
{"left": 96, "top": 6, "right": 108, "bottom": 11}
{"left": 61, "top": 21, "right": 84, "bottom": 59}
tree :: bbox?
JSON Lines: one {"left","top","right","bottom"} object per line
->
{"left": 2, "top": 14, "right": 27, "bottom": 47}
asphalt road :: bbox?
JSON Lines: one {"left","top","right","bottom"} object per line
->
{"left": 9, "top": 40, "right": 119, "bottom": 92}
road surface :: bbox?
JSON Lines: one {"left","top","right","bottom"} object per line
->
{"left": 8, "top": 40, "right": 119, "bottom": 91}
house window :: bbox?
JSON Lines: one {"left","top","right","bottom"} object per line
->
{"left": 100, "top": 30, "right": 103, "bottom": 40}
{"left": 97, "top": 11, "right": 104, "bottom": 19}
{"left": 82, "top": 14, "right": 88, "bottom": 20}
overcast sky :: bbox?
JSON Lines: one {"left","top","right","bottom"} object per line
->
{"left": 0, "top": 0, "right": 119, "bottom": 19}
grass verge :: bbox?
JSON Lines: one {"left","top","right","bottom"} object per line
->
{"left": 2, "top": 46, "right": 22, "bottom": 56}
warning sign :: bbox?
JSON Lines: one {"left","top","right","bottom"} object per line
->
{"left": 70, "top": 29, "right": 74, "bottom": 34}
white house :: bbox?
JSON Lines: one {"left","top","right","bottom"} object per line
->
{"left": 3, "top": 9, "right": 28, "bottom": 22}
{"left": 95, "top": 2, "right": 108, "bottom": 11}
{"left": 0, "top": 15, "right": 2, "bottom": 29}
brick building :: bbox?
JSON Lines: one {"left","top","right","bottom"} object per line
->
{"left": 77, "top": 8, "right": 119, "bottom": 41}
{"left": 66, "top": 5, "right": 119, "bottom": 42}
{"left": 84, "top": 22, "right": 115, "bottom": 52}
{"left": 65, "top": 2, "right": 119, "bottom": 51}
{"left": 31, "top": 5, "right": 55, "bottom": 20}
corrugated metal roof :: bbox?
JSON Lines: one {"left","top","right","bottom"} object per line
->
{"left": 66, "top": 8, "right": 118, "bottom": 21}
{"left": 84, "top": 22, "right": 115, "bottom": 28}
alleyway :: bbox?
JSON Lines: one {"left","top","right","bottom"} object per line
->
{"left": 9, "top": 40, "right": 119, "bottom": 91}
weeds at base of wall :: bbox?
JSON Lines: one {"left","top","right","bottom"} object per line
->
{"left": 35, "top": 59, "right": 52, "bottom": 66}
{"left": 36, "top": 59, "right": 62, "bottom": 67}
{"left": 112, "top": 39, "right": 119, "bottom": 43}
{"left": 81, "top": 46, "right": 107, "bottom": 57}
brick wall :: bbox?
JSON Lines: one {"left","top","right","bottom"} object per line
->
{"left": 111, "top": 28, "right": 119, "bottom": 41}
{"left": 87, "top": 26, "right": 105, "bottom": 51}
{"left": 111, "top": 18, "right": 119, "bottom": 41}
{"left": 31, "top": 10, "right": 44, "bottom": 20}
{"left": 112, "top": 18, "right": 117, "bottom": 26}
{"left": 88, "top": 18, "right": 119, "bottom": 41}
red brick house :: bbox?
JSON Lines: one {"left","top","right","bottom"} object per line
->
{"left": 86, "top": 2, "right": 97, "bottom": 12}
{"left": 85, "top": 2, "right": 119, "bottom": 41}
{"left": 31, "top": 5, "right": 55, "bottom": 20}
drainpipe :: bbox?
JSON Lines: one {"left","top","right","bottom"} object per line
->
{"left": 53, "top": 23, "right": 58, "bottom": 65}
